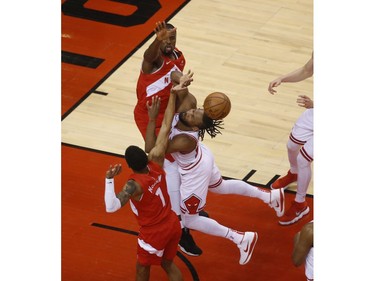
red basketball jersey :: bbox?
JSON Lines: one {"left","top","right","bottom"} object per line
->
{"left": 134, "top": 48, "right": 186, "bottom": 139}
{"left": 129, "top": 161, "right": 173, "bottom": 227}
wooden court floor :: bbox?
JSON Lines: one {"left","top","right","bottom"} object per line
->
{"left": 62, "top": 0, "right": 313, "bottom": 280}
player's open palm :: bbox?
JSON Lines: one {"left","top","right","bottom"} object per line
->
{"left": 154, "top": 21, "right": 175, "bottom": 41}
{"left": 297, "top": 95, "right": 313, "bottom": 108}
{"left": 106, "top": 164, "right": 122, "bottom": 179}
{"left": 147, "top": 96, "right": 161, "bottom": 120}
{"left": 180, "top": 70, "right": 194, "bottom": 87}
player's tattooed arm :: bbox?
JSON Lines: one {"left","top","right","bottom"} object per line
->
{"left": 116, "top": 180, "right": 140, "bottom": 206}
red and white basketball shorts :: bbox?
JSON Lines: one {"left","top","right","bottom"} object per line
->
{"left": 137, "top": 213, "right": 181, "bottom": 266}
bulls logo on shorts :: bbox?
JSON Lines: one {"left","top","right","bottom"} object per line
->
{"left": 181, "top": 194, "right": 204, "bottom": 214}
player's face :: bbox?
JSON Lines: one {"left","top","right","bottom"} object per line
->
{"left": 160, "top": 29, "right": 176, "bottom": 55}
{"left": 179, "top": 108, "right": 204, "bottom": 128}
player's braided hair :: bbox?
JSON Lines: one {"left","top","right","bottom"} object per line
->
{"left": 198, "top": 114, "right": 224, "bottom": 140}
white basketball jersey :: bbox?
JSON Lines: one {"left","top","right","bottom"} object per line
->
{"left": 169, "top": 114, "right": 202, "bottom": 170}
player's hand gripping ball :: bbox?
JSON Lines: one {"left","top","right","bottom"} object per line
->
{"left": 203, "top": 92, "right": 231, "bottom": 120}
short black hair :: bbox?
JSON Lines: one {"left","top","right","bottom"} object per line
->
{"left": 125, "top": 145, "right": 148, "bottom": 171}
{"left": 166, "top": 23, "right": 175, "bottom": 30}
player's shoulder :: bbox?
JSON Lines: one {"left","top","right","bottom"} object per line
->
{"left": 301, "top": 221, "right": 313, "bottom": 237}
{"left": 148, "top": 161, "right": 165, "bottom": 174}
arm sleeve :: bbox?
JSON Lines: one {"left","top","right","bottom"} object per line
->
{"left": 104, "top": 178, "right": 122, "bottom": 213}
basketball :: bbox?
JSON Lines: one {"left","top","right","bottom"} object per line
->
{"left": 203, "top": 92, "right": 231, "bottom": 120}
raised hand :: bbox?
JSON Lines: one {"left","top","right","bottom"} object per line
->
{"left": 147, "top": 96, "right": 161, "bottom": 120}
{"left": 106, "top": 164, "right": 122, "bottom": 179}
{"left": 296, "top": 95, "right": 313, "bottom": 108}
{"left": 179, "top": 70, "right": 194, "bottom": 87}
{"left": 268, "top": 78, "right": 282, "bottom": 94}
{"left": 154, "top": 21, "right": 176, "bottom": 41}
{"left": 171, "top": 83, "right": 188, "bottom": 94}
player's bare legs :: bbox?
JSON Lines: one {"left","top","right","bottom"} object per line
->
{"left": 161, "top": 259, "right": 183, "bottom": 281}
{"left": 136, "top": 263, "right": 150, "bottom": 281}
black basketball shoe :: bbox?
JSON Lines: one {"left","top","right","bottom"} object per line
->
{"left": 179, "top": 228, "right": 202, "bottom": 256}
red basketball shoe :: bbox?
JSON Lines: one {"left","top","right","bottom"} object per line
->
{"left": 271, "top": 170, "right": 297, "bottom": 190}
{"left": 279, "top": 200, "right": 310, "bottom": 225}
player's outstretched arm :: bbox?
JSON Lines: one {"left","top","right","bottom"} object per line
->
{"left": 142, "top": 21, "right": 176, "bottom": 74}
{"left": 268, "top": 52, "right": 314, "bottom": 94}
{"left": 171, "top": 70, "right": 194, "bottom": 110}
{"left": 104, "top": 164, "right": 123, "bottom": 212}
{"left": 148, "top": 90, "right": 177, "bottom": 167}
{"left": 104, "top": 164, "right": 143, "bottom": 212}
{"left": 145, "top": 96, "right": 161, "bottom": 153}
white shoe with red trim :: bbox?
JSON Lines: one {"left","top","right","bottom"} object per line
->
{"left": 269, "top": 188, "right": 285, "bottom": 217}
{"left": 238, "top": 232, "right": 258, "bottom": 265}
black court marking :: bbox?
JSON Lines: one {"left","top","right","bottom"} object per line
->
{"left": 61, "top": 0, "right": 191, "bottom": 121}
{"left": 242, "top": 170, "right": 256, "bottom": 182}
{"left": 175, "top": 252, "right": 200, "bottom": 281}
{"left": 93, "top": 90, "right": 108, "bottom": 96}
{"left": 92, "top": 222, "right": 200, "bottom": 281}
{"left": 62, "top": 143, "right": 313, "bottom": 198}
{"left": 267, "top": 174, "right": 281, "bottom": 187}
{"left": 92, "top": 222, "right": 139, "bottom": 236}
{"left": 62, "top": 0, "right": 162, "bottom": 27}
{"left": 62, "top": 142, "right": 124, "bottom": 158}
{"left": 62, "top": 51, "right": 104, "bottom": 68}
{"left": 222, "top": 175, "right": 314, "bottom": 198}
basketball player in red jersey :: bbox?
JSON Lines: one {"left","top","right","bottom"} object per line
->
{"left": 104, "top": 89, "right": 183, "bottom": 281}
{"left": 134, "top": 21, "right": 186, "bottom": 138}
{"left": 134, "top": 21, "right": 202, "bottom": 256}
{"left": 146, "top": 71, "right": 286, "bottom": 265}
{"left": 268, "top": 52, "right": 314, "bottom": 225}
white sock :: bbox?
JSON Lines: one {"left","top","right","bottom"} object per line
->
{"left": 225, "top": 228, "right": 245, "bottom": 245}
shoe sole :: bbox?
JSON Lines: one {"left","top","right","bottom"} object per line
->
{"left": 240, "top": 232, "right": 258, "bottom": 265}
{"left": 279, "top": 206, "right": 310, "bottom": 226}
{"left": 178, "top": 245, "right": 202, "bottom": 256}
